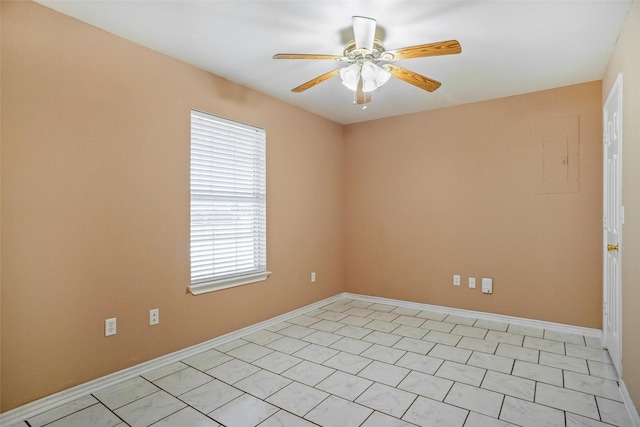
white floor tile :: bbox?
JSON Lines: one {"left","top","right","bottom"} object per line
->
{"left": 443, "top": 382, "right": 503, "bottom": 418}
{"left": 523, "top": 336, "right": 565, "bottom": 355}
{"left": 252, "top": 351, "right": 302, "bottom": 374}
{"left": 539, "top": 351, "right": 589, "bottom": 374}
{"left": 27, "top": 395, "right": 99, "bottom": 427}
{"left": 181, "top": 380, "right": 244, "bottom": 414}
{"left": 393, "top": 336, "right": 435, "bottom": 354}
{"left": 587, "top": 360, "right": 618, "bottom": 381}
{"left": 392, "top": 325, "right": 427, "bottom": 339}
{"left": 500, "top": 396, "right": 565, "bottom": 427}
{"left": 143, "top": 362, "right": 190, "bottom": 382}
{"left": 153, "top": 367, "right": 213, "bottom": 396}
{"left": 335, "top": 325, "right": 371, "bottom": 339}
{"left": 535, "top": 383, "right": 599, "bottom": 420}
{"left": 184, "top": 349, "right": 234, "bottom": 370}
{"left": 302, "top": 331, "right": 342, "bottom": 347}
{"left": 305, "top": 395, "right": 373, "bottom": 427}
{"left": 227, "top": 343, "right": 273, "bottom": 363}
{"left": 311, "top": 320, "right": 352, "bottom": 332}
{"left": 360, "top": 343, "right": 406, "bottom": 364}
{"left": 397, "top": 370, "right": 453, "bottom": 401}
{"left": 45, "top": 404, "right": 122, "bottom": 427}
{"left": 564, "top": 371, "right": 622, "bottom": 401}
{"left": 266, "top": 381, "right": 329, "bottom": 416}
{"left": 242, "top": 330, "right": 283, "bottom": 346}
{"left": 566, "top": 412, "right": 615, "bottom": 427}
{"left": 402, "top": 396, "right": 468, "bottom": 427}
{"left": 315, "top": 311, "right": 348, "bottom": 322}
{"left": 422, "top": 319, "right": 456, "bottom": 333}
{"left": 544, "top": 329, "right": 586, "bottom": 345}
{"left": 393, "top": 315, "right": 426, "bottom": 327}
{"left": 481, "top": 370, "right": 535, "bottom": 401}
{"left": 206, "top": 358, "right": 261, "bottom": 384}
{"left": 506, "top": 324, "right": 544, "bottom": 338}
{"left": 358, "top": 360, "right": 410, "bottom": 387}
{"left": 428, "top": 343, "right": 472, "bottom": 363}
{"left": 355, "top": 382, "right": 417, "bottom": 418}
{"left": 495, "top": 342, "right": 539, "bottom": 363}
{"left": 596, "top": 396, "right": 635, "bottom": 426}
{"left": 424, "top": 330, "right": 462, "bottom": 346}
{"left": 209, "top": 393, "right": 278, "bottom": 427}
{"left": 293, "top": 343, "right": 340, "bottom": 364}
{"left": 485, "top": 330, "right": 524, "bottom": 346}
{"left": 464, "top": 411, "right": 518, "bottom": 427}
{"left": 266, "top": 336, "right": 309, "bottom": 354}
{"left": 360, "top": 411, "right": 418, "bottom": 427}
{"left": 362, "top": 330, "right": 403, "bottom": 347}
{"left": 323, "top": 351, "right": 372, "bottom": 374}
{"left": 150, "top": 407, "right": 220, "bottom": 426}
{"left": 330, "top": 336, "right": 374, "bottom": 354}
{"left": 340, "top": 315, "right": 373, "bottom": 327}
{"left": 450, "top": 325, "right": 488, "bottom": 339}
{"left": 395, "top": 352, "right": 443, "bottom": 375}
{"left": 456, "top": 336, "right": 497, "bottom": 353}
{"left": 435, "top": 361, "right": 485, "bottom": 387}
{"left": 365, "top": 319, "right": 400, "bottom": 333}
{"left": 259, "top": 410, "right": 317, "bottom": 427}
{"left": 511, "top": 360, "right": 563, "bottom": 386}
{"left": 282, "top": 360, "right": 335, "bottom": 386}
{"left": 566, "top": 344, "right": 613, "bottom": 363}
{"left": 316, "top": 370, "right": 373, "bottom": 401}
{"left": 114, "top": 390, "right": 186, "bottom": 427}
{"left": 93, "top": 377, "right": 159, "bottom": 410}
{"left": 467, "top": 351, "right": 514, "bottom": 374}
{"left": 443, "top": 314, "right": 477, "bottom": 326}
{"left": 233, "top": 370, "right": 291, "bottom": 399}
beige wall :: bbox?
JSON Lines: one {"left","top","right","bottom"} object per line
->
{"left": 603, "top": 0, "right": 640, "bottom": 410}
{"left": 344, "top": 82, "right": 603, "bottom": 328}
{"left": 0, "top": 1, "right": 344, "bottom": 411}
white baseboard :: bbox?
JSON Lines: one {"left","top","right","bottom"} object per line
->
{"left": 1, "top": 292, "right": 626, "bottom": 426}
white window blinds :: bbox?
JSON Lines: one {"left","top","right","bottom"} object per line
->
{"left": 189, "top": 110, "right": 268, "bottom": 295}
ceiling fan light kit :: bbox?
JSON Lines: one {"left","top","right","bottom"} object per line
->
{"left": 273, "top": 16, "right": 462, "bottom": 107}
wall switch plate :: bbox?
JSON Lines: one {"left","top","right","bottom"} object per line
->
{"left": 149, "top": 308, "right": 159, "bottom": 325}
{"left": 105, "top": 318, "right": 116, "bottom": 336}
{"left": 469, "top": 277, "right": 476, "bottom": 288}
{"left": 311, "top": 272, "right": 316, "bottom": 283}
{"left": 453, "top": 275, "right": 460, "bottom": 286}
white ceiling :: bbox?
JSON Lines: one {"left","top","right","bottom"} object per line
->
{"left": 37, "top": 1, "right": 632, "bottom": 125}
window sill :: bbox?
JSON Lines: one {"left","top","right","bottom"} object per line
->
{"left": 188, "top": 271, "right": 271, "bottom": 295}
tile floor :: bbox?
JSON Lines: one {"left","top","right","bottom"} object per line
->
{"left": 11, "top": 297, "right": 635, "bottom": 427}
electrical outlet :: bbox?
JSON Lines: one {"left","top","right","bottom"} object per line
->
{"left": 105, "top": 318, "right": 116, "bottom": 336}
{"left": 453, "top": 275, "right": 460, "bottom": 286}
{"left": 469, "top": 277, "right": 476, "bottom": 288}
{"left": 311, "top": 272, "right": 316, "bottom": 283}
{"left": 149, "top": 308, "right": 159, "bottom": 325}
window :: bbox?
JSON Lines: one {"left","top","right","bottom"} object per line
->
{"left": 189, "top": 110, "right": 269, "bottom": 295}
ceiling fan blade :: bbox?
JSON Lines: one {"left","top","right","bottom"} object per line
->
{"left": 291, "top": 68, "right": 342, "bottom": 93}
{"left": 353, "top": 16, "right": 376, "bottom": 51}
{"left": 386, "top": 64, "right": 442, "bottom": 92}
{"left": 273, "top": 53, "right": 343, "bottom": 60}
{"left": 355, "top": 77, "right": 371, "bottom": 105}
{"left": 385, "top": 40, "right": 461, "bottom": 61}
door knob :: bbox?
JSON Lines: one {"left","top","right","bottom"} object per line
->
{"left": 607, "top": 244, "right": 619, "bottom": 251}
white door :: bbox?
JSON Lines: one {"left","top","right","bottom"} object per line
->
{"left": 603, "top": 73, "right": 623, "bottom": 375}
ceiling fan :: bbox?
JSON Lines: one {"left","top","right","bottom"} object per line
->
{"left": 273, "top": 16, "right": 462, "bottom": 106}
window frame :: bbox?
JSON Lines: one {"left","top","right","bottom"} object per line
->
{"left": 189, "top": 110, "right": 270, "bottom": 295}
